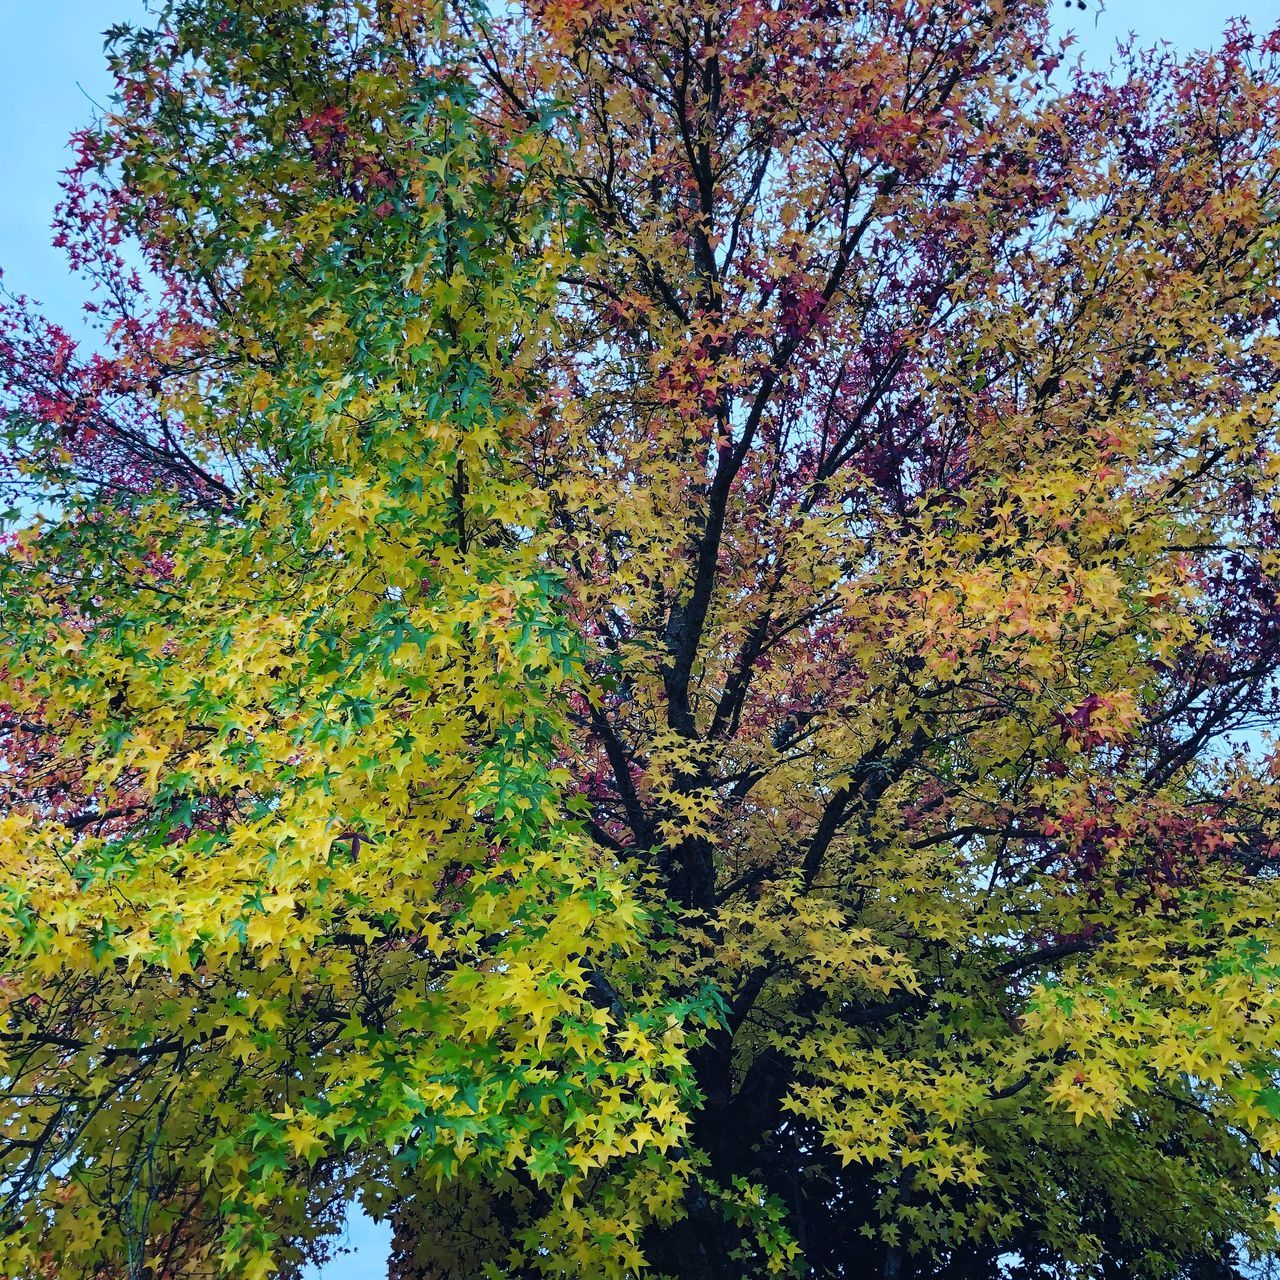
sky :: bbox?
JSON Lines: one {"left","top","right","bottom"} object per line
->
{"left": 1, "top": 0, "right": 1278, "bottom": 1276}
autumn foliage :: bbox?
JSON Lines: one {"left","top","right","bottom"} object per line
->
{"left": 4, "top": 1, "right": 1280, "bottom": 1277}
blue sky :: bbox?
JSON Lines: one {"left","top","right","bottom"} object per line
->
{"left": 1, "top": 0, "right": 1277, "bottom": 1276}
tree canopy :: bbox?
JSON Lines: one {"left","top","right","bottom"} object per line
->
{"left": 4, "top": 2, "right": 1280, "bottom": 1278}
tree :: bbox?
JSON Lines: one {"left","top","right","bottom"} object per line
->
{"left": 0, "top": 7, "right": 706, "bottom": 1277}
{"left": 4, "top": 1, "right": 1280, "bottom": 1277}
